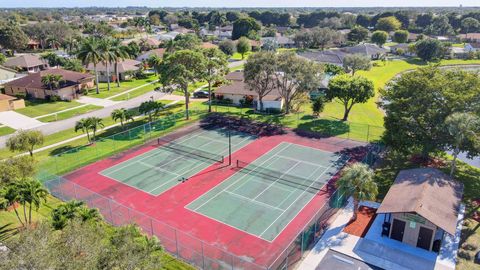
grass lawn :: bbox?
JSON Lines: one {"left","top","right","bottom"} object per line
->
{"left": 452, "top": 43, "right": 466, "bottom": 48}
{"left": 111, "top": 83, "right": 158, "bottom": 101}
{"left": 37, "top": 105, "right": 102, "bottom": 122}
{"left": 230, "top": 52, "right": 252, "bottom": 60}
{"left": 16, "top": 100, "right": 85, "bottom": 118}
{"left": 87, "top": 75, "right": 158, "bottom": 99}
{"left": 373, "top": 151, "right": 480, "bottom": 270}
{"left": 0, "top": 126, "right": 15, "bottom": 136}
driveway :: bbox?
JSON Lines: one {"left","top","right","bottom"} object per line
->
{"left": 0, "top": 111, "right": 44, "bottom": 130}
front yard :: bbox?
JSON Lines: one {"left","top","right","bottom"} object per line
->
{"left": 86, "top": 74, "right": 159, "bottom": 99}
{"left": 16, "top": 99, "right": 86, "bottom": 118}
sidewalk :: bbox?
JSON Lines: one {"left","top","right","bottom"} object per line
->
{"left": 0, "top": 111, "right": 45, "bottom": 129}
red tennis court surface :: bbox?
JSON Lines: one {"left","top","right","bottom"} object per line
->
{"left": 61, "top": 124, "right": 368, "bottom": 269}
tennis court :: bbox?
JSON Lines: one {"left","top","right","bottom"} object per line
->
{"left": 186, "top": 142, "right": 348, "bottom": 242}
{"left": 100, "top": 128, "right": 255, "bottom": 196}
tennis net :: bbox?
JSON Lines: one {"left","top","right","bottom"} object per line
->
{"left": 157, "top": 138, "right": 224, "bottom": 163}
{"left": 236, "top": 160, "right": 326, "bottom": 193}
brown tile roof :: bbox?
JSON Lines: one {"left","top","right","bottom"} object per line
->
{"left": 0, "top": 94, "right": 16, "bottom": 101}
{"left": 458, "top": 33, "right": 480, "bottom": 40}
{"left": 216, "top": 71, "right": 282, "bottom": 101}
{"left": 376, "top": 168, "right": 463, "bottom": 235}
{"left": 4, "top": 54, "right": 46, "bottom": 69}
{"left": 136, "top": 48, "right": 166, "bottom": 62}
{"left": 4, "top": 69, "right": 94, "bottom": 90}
{"left": 201, "top": 42, "right": 218, "bottom": 49}
{"left": 86, "top": 59, "right": 141, "bottom": 73}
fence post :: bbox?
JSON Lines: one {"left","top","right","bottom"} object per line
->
{"left": 301, "top": 230, "right": 304, "bottom": 256}
{"left": 231, "top": 254, "right": 235, "bottom": 270}
{"left": 73, "top": 183, "right": 77, "bottom": 199}
{"left": 150, "top": 218, "right": 154, "bottom": 235}
{"left": 175, "top": 230, "right": 179, "bottom": 257}
{"left": 108, "top": 199, "right": 113, "bottom": 224}
{"left": 201, "top": 242, "right": 205, "bottom": 269}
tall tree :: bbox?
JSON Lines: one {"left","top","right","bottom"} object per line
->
{"left": 159, "top": 50, "right": 206, "bottom": 120}
{"left": 202, "top": 48, "right": 229, "bottom": 112}
{"left": 236, "top": 37, "right": 251, "bottom": 60}
{"left": 74, "top": 118, "right": 91, "bottom": 143}
{"left": 347, "top": 26, "right": 369, "bottom": 43}
{"left": 218, "top": 39, "right": 236, "bottom": 56}
{"left": 375, "top": 16, "right": 401, "bottom": 32}
{"left": 139, "top": 100, "right": 164, "bottom": 122}
{"left": 77, "top": 37, "right": 102, "bottom": 94}
{"left": 111, "top": 39, "right": 129, "bottom": 87}
{"left": 393, "top": 30, "right": 409, "bottom": 43}
{"left": 0, "top": 21, "right": 29, "bottom": 51}
{"left": 415, "top": 39, "right": 444, "bottom": 62}
{"left": 99, "top": 38, "right": 116, "bottom": 91}
{"left": 244, "top": 51, "right": 278, "bottom": 111}
{"left": 6, "top": 130, "right": 44, "bottom": 157}
{"left": 232, "top": 17, "right": 261, "bottom": 40}
{"left": 326, "top": 74, "right": 374, "bottom": 121}
{"left": 445, "top": 112, "right": 480, "bottom": 176}
{"left": 86, "top": 117, "right": 104, "bottom": 142}
{"left": 371, "top": 31, "right": 388, "bottom": 47}
{"left": 381, "top": 66, "right": 480, "bottom": 157}
{"left": 16, "top": 180, "right": 49, "bottom": 225}
{"left": 275, "top": 52, "right": 324, "bottom": 114}
{"left": 461, "top": 17, "right": 480, "bottom": 39}
{"left": 342, "top": 54, "right": 372, "bottom": 75}
{"left": 336, "top": 163, "right": 378, "bottom": 221}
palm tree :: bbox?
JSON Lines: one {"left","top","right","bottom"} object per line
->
{"left": 336, "top": 163, "right": 378, "bottom": 221}
{"left": 41, "top": 74, "right": 64, "bottom": 90}
{"left": 111, "top": 108, "right": 134, "bottom": 129}
{"left": 139, "top": 100, "right": 164, "bottom": 122}
{"left": 77, "top": 37, "right": 103, "bottom": 94}
{"left": 111, "top": 39, "right": 129, "bottom": 87}
{"left": 445, "top": 112, "right": 480, "bottom": 176}
{"left": 0, "top": 184, "right": 24, "bottom": 227}
{"left": 147, "top": 54, "right": 162, "bottom": 75}
{"left": 0, "top": 223, "right": 17, "bottom": 241}
{"left": 17, "top": 180, "right": 48, "bottom": 225}
{"left": 99, "top": 38, "right": 116, "bottom": 91}
{"left": 75, "top": 118, "right": 91, "bottom": 143}
{"left": 86, "top": 117, "right": 104, "bottom": 142}
{"left": 51, "top": 200, "right": 101, "bottom": 229}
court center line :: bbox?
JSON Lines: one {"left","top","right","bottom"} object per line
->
{"left": 258, "top": 156, "right": 342, "bottom": 238}
{"left": 190, "top": 143, "right": 292, "bottom": 212}
{"left": 138, "top": 161, "right": 181, "bottom": 177}
{"left": 251, "top": 160, "right": 301, "bottom": 202}
{"left": 224, "top": 190, "right": 285, "bottom": 212}
{"left": 248, "top": 177, "right": 294, "bottom": 193}
{"left": 273, "top": 165, "right": 328, "bottom": 210}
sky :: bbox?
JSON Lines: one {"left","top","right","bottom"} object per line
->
{"left": 0, "top": 0, "right": 479, "bottom": 8}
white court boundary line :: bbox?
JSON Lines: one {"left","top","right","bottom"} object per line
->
{"left": 223, "top": 190, "right": 285, "bottom": 212}
{"left": 186, "top": 141, "right": 347, "bottom": 242}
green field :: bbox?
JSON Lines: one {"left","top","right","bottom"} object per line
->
{"left": 16, "top": 100, "right": 85, "bottom": 118}
{"left": 87, "top": 75, "right": 159, "bottom": 99}
{"left": 0, "top": 126, "right": 15, "bottom": 136}
{"left": 111, "top": 83, "right": 158, "bottom": 101}
{"left": 37, "top": 105, "right": 102, "bottom": 122}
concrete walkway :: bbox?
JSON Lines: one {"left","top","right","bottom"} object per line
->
{"left": 105, "top": 79, "right": 159, "bottom": 100}
{"left": 0, "top": 111, "right": 44, "bottom": 129}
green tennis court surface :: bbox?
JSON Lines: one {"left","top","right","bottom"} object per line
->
{"left": 186, "top": 142, "right": 348, "bottom": 242}
{"left": 100, "top": 128, "right": 255, "bottom": 196}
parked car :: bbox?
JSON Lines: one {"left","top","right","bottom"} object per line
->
{"left": 193, "top": 90, "right": 210, "bottom": 98}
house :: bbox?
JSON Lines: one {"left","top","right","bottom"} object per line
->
{"left": 341, "top": 43, "right": 388, "bottom": 60}
{"left": 3, "top": 69, "right": 94, "bottom": 100}
{"left": 450, "top": 46, "right": 469, "bottom": 59}
{"left": 201, "top": 42, "right": 218, "bottom": 49}
{"left": 261, "top": 35, "right": 295, "bottom": 49}
{"left": 156, "top": 31, "right": 180, "bottom": 41}
{"left": 140, "top": 38, "right": 162, "bottom": 48}
{"left": 136, "top": 48, "right": 166, "bottom": 62}
{"left": 0, "top": 65, "right": 22, "bottom": 85}
{"left": 457, "top": 33, "right": 480, "bottom": 43}
{"left": 408, "top": 32, "right": 421, "bottom": 42}
{"left": 4, "top": 54, "right": 47, "bottom": 73}
{"left": 86, "top": 59, "right": 142, "bottom": 82}
{"left": 0, "top": 94, "right": 25, "bottom": 112}
{"left": 377, "top": 168, "right": 463, "bottom": 252}
{"left": 297, "top": 49, "right": 347, "bottom": 66}
{"left": 465, "top": 43, "right": 480, "bottom": 52}
{"left": 215, "top": 71, "right": 284, "bottom": 111}
{"left": 389, "top": 43, "right": 415, "bottom": 56}
{"left": 27, "top": 40, "right": 40, "bottom": 50}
